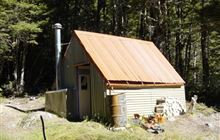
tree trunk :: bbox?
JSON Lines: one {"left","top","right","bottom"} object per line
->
{"left": 14, "top": 41, "right": 26, "bottom": 94}
{"left": 184, "top": 23, "right": 192, "bottom": 82}
{"left": 163, "top": 0, "right": 171, "bottom": 61}
{"left": 175, "top": 0, "right": 184, "bottom": 76}
{"left": 115, "top": 0, "right": 123, "bottom": 35}
{"left": 96, "top": 0, "right": 106, "bottom": 32}
{"left": 200, "top": 0, "right": 210, "bottom": 90}
{"left": 139, "top": 10, "right": 145, "bottom": 39}
{"left": 111, "top": 0, "right": 116, "bottom": 34}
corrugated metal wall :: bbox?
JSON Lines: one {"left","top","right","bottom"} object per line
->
{"left": 109, "top": 86, "right": 186, "bottom": 116}
{"left": 90, "top": 63, "right": 107, "bottom": 118}
{"left": 62, "top": 36, "right": 107, "bottom": 120}
{"left": 62, "top": 37, "right": 88, "bottom": 88}
{"left": 61, "top": 37, "right": 88, "bottom": 120}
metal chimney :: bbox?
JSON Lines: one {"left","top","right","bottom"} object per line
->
{"left": 52, "top": 23, "right": 62, "bottom": 90}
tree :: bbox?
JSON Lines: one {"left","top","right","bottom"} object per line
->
{"left": 200, "top": 0, "right": 210, "bottom": 91}
{"left": 0, "top": 0, "right": 47, "bottom": 94}
{"left": 0, "top": 0, "right": 219, "bottom": 107}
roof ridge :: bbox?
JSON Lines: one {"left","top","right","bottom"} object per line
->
{"left": 74, "top": 30, "right": 153, "bottom": 44}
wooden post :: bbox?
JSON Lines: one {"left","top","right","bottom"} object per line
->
{"left": 188, "top": 95, "right": 198, "bottom": 113}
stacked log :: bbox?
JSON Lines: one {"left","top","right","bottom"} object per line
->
{"left": 155, "top": 99, "right": 165, "bottom": 113}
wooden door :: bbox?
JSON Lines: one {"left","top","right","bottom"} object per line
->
{"left": 78, "top": 72, "right": 91, "bottom": 120}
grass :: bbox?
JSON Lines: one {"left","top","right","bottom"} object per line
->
{"left": 18, "top": 119, "right": 214, "bottom": 140}
{"left": 1, "top": 121, "right": 206, "bottom": 140}
{"left": 186, "top": 102, "right": 217, "bottom": 116}
{"left": 1, "top": 118, "right": 218, "bottom": 140}
{"left": 194, "top": 103, "right": 216, "bottom": 116}
{"left": 0, "top": 133, "right": 11, "bottom": 140}
{"left": 0, "top": 96, "right": 6, "bottom": 104}
{"left": 18, "top": 121, "right": 154, "bottom": 140}
{"left": 1, "top": 99, "right": 219, "bottom": 140}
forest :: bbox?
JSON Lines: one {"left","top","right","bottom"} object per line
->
{"left": 0, "top": 0, "right": 219, "bottom": 107}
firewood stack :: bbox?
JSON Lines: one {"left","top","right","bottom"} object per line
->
{"left": 155, "top": 97, "right": 185, "bottom": 118}
{"left": 155, "top": 99, "right": 165, "bottom": 113}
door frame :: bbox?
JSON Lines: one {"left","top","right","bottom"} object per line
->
{"left": 77, "top": 65, "right": 91, "bottom": 120}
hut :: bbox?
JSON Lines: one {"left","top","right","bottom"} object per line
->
{"left": 47, "top": 30, "right": 186, "bottom": 121}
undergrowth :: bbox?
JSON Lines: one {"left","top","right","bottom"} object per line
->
{"left": 194, "top": 103, "right": 217, "bottom": 116}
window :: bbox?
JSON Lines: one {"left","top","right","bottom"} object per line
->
{"left": 81, "top": 76, "right": 88, "bottom": 90}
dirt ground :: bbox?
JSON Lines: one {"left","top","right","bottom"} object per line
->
{"left": 0, "top": 97, "right": 220, "bottom": 140}
{"left": 161, "top": 112, "right": 220, "bottom": 139}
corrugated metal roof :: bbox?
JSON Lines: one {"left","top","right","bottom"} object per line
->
{"left": 74, "top": 30, "right": 185, "bottom": 85}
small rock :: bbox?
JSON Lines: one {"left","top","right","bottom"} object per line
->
{"left": 110, "top": 127, "right": 126, "bottom": 131}
{"left": 29, "top": 97, "right": 36, "bottom": 101}
{"left": 205, "top": 123, "right": 214, "bottom": 128}
{"left": 167, "top": 117, "right": 176, "bottom": 121}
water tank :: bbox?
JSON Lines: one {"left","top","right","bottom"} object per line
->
{"left": 111, "top": 93, "right": 127, "bottom": 127}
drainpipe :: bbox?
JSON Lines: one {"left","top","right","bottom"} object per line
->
{"left": 52, "top": 23, "right": 62, "bottom": 90}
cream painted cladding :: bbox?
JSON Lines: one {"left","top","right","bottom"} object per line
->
{"left": 109, "top": 86, "right": 186, "bottom": 116}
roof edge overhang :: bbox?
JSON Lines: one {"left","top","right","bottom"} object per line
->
{"left": 106, "top": 81, "right": 184, "bottom": 89}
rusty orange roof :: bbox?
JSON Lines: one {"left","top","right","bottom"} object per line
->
{"left": 74, "top": 30, "right": 185, "bottom": 85}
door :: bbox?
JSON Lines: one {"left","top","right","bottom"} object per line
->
{"left": 78, "top": 71, "right": 91, "bottom": 120}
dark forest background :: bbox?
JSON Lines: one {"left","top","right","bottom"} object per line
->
{"left": 0, "top": 0, "right": 219, "bottom": 107}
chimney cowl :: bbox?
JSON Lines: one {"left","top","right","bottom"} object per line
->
{"left": 53, "top": 23, "right": 62, "bottom": 29}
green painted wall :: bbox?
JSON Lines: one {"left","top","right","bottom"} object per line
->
{"left": 61, "top": 36, "right": 107, "bottom": 120}
{"left": 61, "top": 36, "right": 88, "bottom": 120}
{"left": 90, "top": 63, "right": 107, "bottom": 118}
{"left": 62, "top": 36, "right": 88, "bottom": 88}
